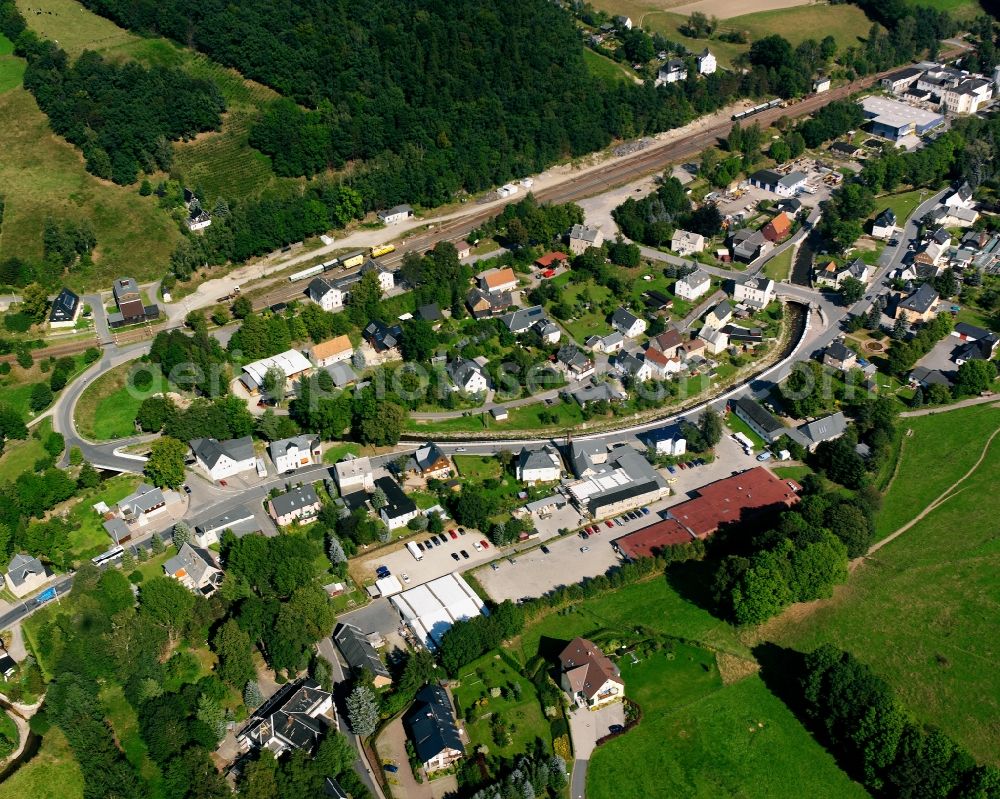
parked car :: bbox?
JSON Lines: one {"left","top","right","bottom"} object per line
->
{"left": 641, "top": 507, "right": 650, "bottom": 515}
{"left": 609, "top": 724, "right": 624, "bottom": 734}
{"left": 449, "top": 530, "right": 458, "bottom": 539}
{"left": 432, "top": 537, "right": 442, "bottom": 547}
{"left": 605, "top": 520, "right": 614, "bottom": 528}
{"left": 376, "top": 566, "right": 390, "bottom": 578}
{"left": 491, "top": 562, "right": 499, "bottom": 571}
{"left": 678, "top": 462, "right": 686, "bottom": 470}
{"left": 756, "top": 451, "right": 772, "bottom": 462}
{"left": 480, "top": 540, "right": 490, "bottom": 549}
{"left": 417, "top": 542, "right": 425, "bottom": 551}
{"left": 451, "top": 552, "right": 460, "bottom": 561}
{"left": 474, "top": 541, "right": 483, "bottom": 552}
{"left": 401, "top": 573, "right": 410, "bottom": 583}
{"left": 183, "top": 484, "right": 192, "bottom": 494}
{"left": 460, "top": 549, "right": 470, "bottom": 559}
{"left": 666, "top": 465, "right": 676, "bottom": 474}
{"left": 383, "top": 764, "right": 399, "bottom": 774}
{"left": 541, "top": 545, "right": 550, "bottom": 554}
{"left": 458, "top": 527, "right": 466, "bottom": 535}
{"left": 219, "top": 479, "right": 228, "bottom": 486}
{"left": 580, "top": 546, "right": 590, "bottom": 553}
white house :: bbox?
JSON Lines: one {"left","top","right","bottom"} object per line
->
{"left": 585, "top": 331, "right": 625, "bottom": 354}
{"left": 477, "top": 267, "right": 518, "bottom": 294}
{"left": 699, "top": 326, "right": 730, "bottom": 355}
{"left": 238, "top": 679, "right": 335, "bottom": 757}
{"left": 704, "top": 300, "right": 733, "bottom": 330}
{"left": 611, "top": 307, "right": 647, "bottom": 339}
{"left": 675, "top": 269, "right": 711, "bottom": 301}
{"left": 655, "top": 435, "right": 687, "bottom": 456}
{"left": 404, "top": 685, "right": 465, "bottom": 774}
{"left": 943, "top": 182, "right": 974, "bottom": 210}
{"left": 749, "top": 169, "right": 808, "bottom": 197}
{"left": 269, "top": 485, "right": 322, "bottom": 527}
{"left": 872, "top": 208, "right": 897, "bottom": 240}
{"left": 310, "top": 335, "right": 354, "bottom": 368}
{"left": 190, "top": 437, "right": 257, "bottom": 482}
{"left": 559, "top": 638, "right": 624, "bottom": 709}
{"left": 308, "top": 275, "right": 357, "bottom": 311}
{"left": 5, "top": 553, "right": 47, "bottom": 598}
{"left": 656, "top": 58, "right": 687, "bottom": 85}
{"left": 516, "top": 446, "right": 563, "bottom": 485}
{"left": 447, "top": 359, "right": 489, "bottom": 394}
{"left": 163, "top": 543, "right": 223, "bottom": 595}
{"left": 671, "top": 229, "right": 705, "bottom": 256}
{"left": 616, "top": 352, "right": 652, "bottom": 383}
{"left": 813, "top": 76, "right": 831, "bottom": 93}
{"left": 568, "top": 223, "right": 604, "bottom": 254}
{"left": 270, "top": 435, "right": 322, "bottom": 473}
{"left": 697, "top": 49, "right": 716, "bottom": 76}
{"left": 334, "top": 455, "right": 374, "bottom": 494}
{"left": 361, "top": 260, "right": 395, "bottom": 292}
{"left": 733, "top": 277, "right": 775, "bottom": 309}
{"left": 375, "top": 477, "right": 419, "bottom": 530}
{"left": 377, "top": 204, "right": 413, "bottom": 225}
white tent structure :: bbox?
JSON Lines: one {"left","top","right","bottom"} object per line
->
{"left": 391, "top": 573, "right": 487, "bottom": 648}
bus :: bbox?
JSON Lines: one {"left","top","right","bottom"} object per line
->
{"left": 92, "top": 545, "right": 125, "bottom": 567}
{"left": 370, "top": 244, "right": 395, "bottom": 258}
{"left": 406, "top": 541, "right": 423, "bottom": 561}
{"left": 341, "top": 250, "right": 366, "bottom": 269}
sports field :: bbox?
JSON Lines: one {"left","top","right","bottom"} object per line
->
{"left": 767, "top": 403, "right": 1000, "bottom": 764}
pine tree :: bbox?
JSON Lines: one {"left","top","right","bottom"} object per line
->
{"left": 327, "top": 536, "right": 347, "bottom": 566}
{"left": 244, "top": 681, "right": 264, "bottom": 711}
{"left": 172, "top": 521, "right": 192, "bottom": 549}
{"left": 346, "top": 684, "right": 379, "bottom": 737}
{"left": 150, "top": 534, "right": 165, "bottom": 555}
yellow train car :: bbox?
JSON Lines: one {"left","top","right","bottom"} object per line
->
{"left": 370, "top": 244, "right": 396, "bottom": 258}
{"left": 340, "top": 250, "right": 365, "bottom": 269}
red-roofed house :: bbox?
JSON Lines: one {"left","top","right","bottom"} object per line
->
{"left": 613, "top": 519, "right": 693, "bottom": 559}
{"left": 762, "top": 212, "right": 792, "bottom": 243}
{"left": 644, "top": 346, "right": 681, "bottom": 378}
{"left": 534, "top": 252, "right": 569, "bottom": 270}
{"left": 558, "top": 638, "right": 624, "bottom": 709}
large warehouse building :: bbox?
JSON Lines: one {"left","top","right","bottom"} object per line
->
{"left": 391, "top": 573, "right": 488, "bottom": 649}
{"left": 860, "top": 96, "right": 944, "bottom": 142}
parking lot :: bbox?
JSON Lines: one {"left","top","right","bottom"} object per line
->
{"left": 356, "top": 526, "right": 498, "bottom": 588}
{"left": 912, "top": 334, "right": 960, "bottom": 379}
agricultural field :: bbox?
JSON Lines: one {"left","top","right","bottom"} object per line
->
{"left": 901, "top": 0, "right": 983, "bottom": 20}
{"left": 768, "top": 403, "right": 1000, "bottom": 764}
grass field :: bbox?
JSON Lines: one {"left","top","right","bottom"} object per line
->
{"left": 0, "top": 728, "right": 83, "bottom": 799}
{"left": 768, "top": 402, "right": 1000, "bottom": 763}
{"left": 0, "top": 34, "right": 25, "bottom": 94}
{"left": 0, "top": 418, "right": 51, "bottom": 483}
{"left": 902, "top": 0, "right": 982, "bottom": 19}
{"left": 454, "top": 454, "right": 503, "bottom": 480}
{"left": 875, "top": 189, "right": 927, "bottom": 230}
{"left": 322, "top": 442, "right": 361, "bottom": 465}
{"left": 583, "top": 48, "right": 636, "bottom": 85}
{"left": 74, "top": 362, "right": 167, "bottom": 441}
{"left": 724, "top": 413, "right": 766, "bottom": 450}
{"left": 763, "top": 248, "right": 793, "bottom": 282}
{"left": 875, "top": 403, "right": 1000, "bottom": 537}
{"left": 0, "top": 87, "right": 181, "bottom": 287}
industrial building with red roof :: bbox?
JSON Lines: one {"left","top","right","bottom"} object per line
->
{"left": 612, "top": 467, "right": 801, "bottom": 559}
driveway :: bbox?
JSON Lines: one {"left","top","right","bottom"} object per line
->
{"left": 375, "top": 718, "right": 437, "bottom": 799}
{"left": 913, "top": 335, "right": 959, "bottom": 379}
{"left": 340, "top": 598, "right": 404, "bottom": 639}
{"left": 567, "top": 701, "right": 626, "bottom": 799}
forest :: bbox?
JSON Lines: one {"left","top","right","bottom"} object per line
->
{"left": 0, "top": 1, "right": 225, "bottom": 185}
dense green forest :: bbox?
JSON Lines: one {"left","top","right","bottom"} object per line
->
{"left": 0, "top": 2, "right": 224, "bottom": 185}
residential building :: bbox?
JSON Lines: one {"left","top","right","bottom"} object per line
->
{"left": 239, "top": 350, "right": 312, "bottom": 395}
{"left": 649, "top": 328, "right": 685, "bottom": 356}
{"left": 49, "top": 287, "right": 80, "bottom": 328}
{"left": 643, "top": 290, "right": 673, "bottom": 315}
{"left": 896, "top": 283, "right": 939, "bottom": 323}
{"left": 568, "top": 224, "right": 604, "bottom": 254}
{"left": 656, "top": 58, "right": 687, "bottom": 85}
{"left": 362, "top": 320, "right": 403, "bottom": 352}
{"left": 118, "top": 483, "right": 167, "bottom": 521}
{"left": 477, "top": 267, "right": 518, "bottom": 294}
{"left": 416, "top": 303, "right": 443, "bottom": 325}
{"left": 880, "top": 66, "right": 924, "bottom": 94}
{"left": 761, "top": 212, "right": 791, "bottom": 243}
{"left": 940, "top": 205, "right": 979, "bottom": 228}
{"left": 563, "top": 381, "right": 627, "bottom": 407}
{"left": 670, "top": 229, "right": 705, "bottom": 256}
{"left": 910, "top": 366, "right": 953, "bottom": 389}
{"left": 185, "top": 208, "right": 211, "bottom": 231}
{"left": 698, "top": 326, "right": 729, "bottom": 355}
{"left": 447, "top": 358, "right": 488, "bottom": 394}
{"left": 308, "top": 274, "right": 357, "bottom": 311}
{"left": 704, "top": 300, "right": 733, "bottom": 330}
{"left": 585, "top": 331, "right": 625, "bottom": 354}
{"left": 109, "top": 276, "right": 159, "bottom": 328}
{"left": 103, "top": 518, "right": 131, "bottom": 545}
{"left": 455, "top": 241, "right": 472, "bottom": 259}
{"left": 333, "top": 623, "right": 392, "bottom": 688}
{"left": 611, "top": 307, "right": 646, "bottom": 338}
{"left": 406, "top": 442, "right": 452, "bottom": 479}
{"left": 944, "top": 182, "right": 974, "bottom": 210}
{"left": 269, "top": 485, "right": 322, "bottom": 526}
{"left": 404, "top": 685, "right": 465, "bottom": 773}
{"left": 5, "top": 553, "right": 47, "bottom": 598}
{"left": 616, "top": 351, "right": 652, "bottom": 383}
{"left": 872, "top": 208, "right": 897, "bottom": 239}
{"left": 501, "top": 305, "right": 547, "bottom": 335}
{"left": 733, "top": 277, "right": 775, "bottom": 309}
{"left": 730, "top": 396, "right": 785, "bottom": 442}
{"left": 238, "top": 679, "right": 335, "bottom": 757}
{"left": 194, "top": 507, "right": 260, "bottom": 547}
{"left": 557, "top": 345, "right": 594, "bottom": 379}
{"left": 723, "top": 324, "right": 763, "bottom": 344}
{"left": 377, "top": 204, "right": 414, "bottom": 225}
{"left": 614, "top": 14, "right": 632, "bottom": 29}
{"left": 749, "top": 169, "right": 808, "bottom": 197}
{"left": 567, "top": 440, "right": 609, "bottom": 478}
{"left": 813, "top": 258, "right": 869, "bottom": 290}
{"left": 776, "top": 197, "right": 802, "bottom": 215}
{"left": 823, "top": 340, "right": 858, "bottom": 372}
{"left": 559, "top": 638, "right": 624, "bottom": 709}
{"left": 614, "top": 467, "right": 801, "bottom": 552}
{"left": 190, "top": 436, "right": 257, "bottom": 481}
{"left": 375, "top": 476, "right": 419, "bottom": 530}
{"left": 310, "top": 335, "right": 353, "bottom": 368}
{"left": 270, "top": 435, "right": 322, "bottom": 473}
{"left": 675, "top": 269, "right": 711, "bottom": 300}
{"left": 163, "top": 543, "right": 223, "bottom": 596}
{"left": 466, "top": 287, "right": 513, "bottom": 319}
{"left": 334, "top": 455, "right": 375, "bottom": 494}
{"left": 360, "top": 259, "right": 395, "bottom": 292}
{"left": 697, "top": 48, "right": 716, "bottom": 75}
{"left": 644, "top": 346, "right": 682, "bottom": 377}
{"left": 953, "top": 336, "right": 998, "bottom": 364}
{"left": 730, "top": 229, "right": 772, "bottom": 263}
{"left": 793, "top": 412, "right": 848, "bottom": 451}
{"left": 326, "top": 361, "right": 359, "bottom": 389}
{"left": 516, "top": 446, "right": 563, "bottom": 484}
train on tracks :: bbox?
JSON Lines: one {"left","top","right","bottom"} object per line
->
{"left": 731, "top": 98, "right": 784, "bottom": 122}
{"left": 288, "top": 243, "right": 397, "bottom": 282}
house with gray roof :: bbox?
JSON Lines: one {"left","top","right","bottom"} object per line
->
{"left": 194, "top": 507, "right": 262, "bottom": 547}
{"left": 568, "top": 224, "right": 604, "bottom": 255}
{"left": 190, "top": 436, "right": 257, "bottom": 482}
{"left": 118, "top": 483, "right": 167, "bottom": 521}
{"left": 447, "top": 359, "right": 489, "bottom": 394}
{"left": 404, "top": 685, "right": 465, "bottom": 774}
{"left": 612, "top": 307, "right": 647, "bottom": 338}
{"left": 516, "top": 445, "right": 563, "bottom": 484}
{"left": 730, "top": 396, "right": 785, "bottom": 442}
{"left": 49, "top": 287, "right": 80, "bottom": 328}
{"left": 794, "top": 411, "right": 848, "bottom": 451}
{"left": 501, "top": 305, "right": 547, "bottom": 334}
{"left": 5, "top": 553, "right": 47, "bottom": 598}
{"left": 270, "top": 435, "right": 321, "bottom": 474}
{"left": 563, "top": 381, "right": 626, "bottom": 408}
{"left": 269, "top": 485, "right": 322, "bottom": 527}
{"left": 568, "top": 440, "right": 609, "bottom": 478}
{"left": 163, "top": 543, "right": 224, "bottom": 596}
{"left": 730, "top": 229, "right": 772, "bottom": 263}
{"left": 238, "top": 678, "right": 335, "bottom": 757}
{"left": 334, "top": 623, "right": 392, "bottom": 688}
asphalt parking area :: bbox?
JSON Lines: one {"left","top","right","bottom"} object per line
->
{"left": 357, "top": 527, "right": 496, "bottom": 587}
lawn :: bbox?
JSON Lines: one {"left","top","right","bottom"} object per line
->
{"left": 771, "top": 464, "right": 812, "bottom": 482}
{"left": 74, "top": 362, "right": 167, "bottom": 441}
{"left": 768, "top": 427, "right": 1000, "bottom": 764}
{"left": 0, "top": 34, "right": 24, "bottom": 94}
{"left": 875, "top": 403, "right": 1000, "bottom": 538}
{"left": 762, "top": 248, "right": 793, "bottom": 282}
{"left": 875, "top": 189, "right": 927, "bottom": 229}
{"left": 902, "top": 0, "right": 982, "bottom": 19}
{"left": 589, "top": 668, "right": 869, "bottom": 799}
{"left": 506, "top": 400, "right": 584, "bottom": 430}
{"left": 582, "top": 48, "right": 635, "bottom": 85}
{"left": 63, "top": 474, "right": 142, "bottom": 562}
{"left": 0, "top": 418, "right": 51, "bottom": 483}
{"left": 723, "top": 412, "right": 766, "bottom": 450}
{"left": 0, "top": 728, "right": 83, "bottom": 799}
{"left": 323, "top": 441, "right": 361, "bottom": 465}
{"left": 454, "top": 454, "right": 503, "bottom": 480}
{"left": 453, "top": 653, "right": 552, "bottom": 759}
{"left": 0, "top": 87, "right": 180, "bottom": 288}
{"left": 545, "top": 278, "right": 613, "bottom": 343}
